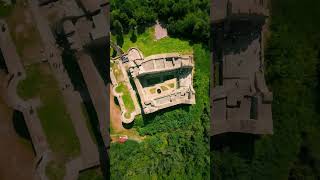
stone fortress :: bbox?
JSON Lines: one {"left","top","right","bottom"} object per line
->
{"left": 111, "top": 47, "right": 195, "bottom": 123}
{"left": 211, "top": 0, "right": 273, "bottom": 135}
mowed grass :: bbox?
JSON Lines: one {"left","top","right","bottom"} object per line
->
{"left": 121, "top": 28, "right": 193, "bottom": 56}
{"left": 45, "top": 160, "right": 65, "bottom": 180}
{"left": 17, "top": 64, "right": 80, "bottom": 158}
{"left": 5, "top": 1, "right": 43, "bottom": 59}
{"left": 111, "top": 61, "right": 124, "bottom": 82}
{"left": 115, "top": 82, "right": 135, "bottom": 119}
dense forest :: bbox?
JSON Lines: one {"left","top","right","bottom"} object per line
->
{"left": 110, "top": 0, "right": 210, "bottom": 43}
{"left": 212, "top": 0, "right": 320, "bottom": 179}
{"left": 110, "top": 0, "right": 210, "bottom": 179}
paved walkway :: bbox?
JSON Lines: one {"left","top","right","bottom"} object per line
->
{"left": 154, "top": 20, "right": 168, "bottom": 40}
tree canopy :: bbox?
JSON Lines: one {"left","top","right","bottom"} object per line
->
{"left": 110, "top": 0, "right": 210, "bottom": 42}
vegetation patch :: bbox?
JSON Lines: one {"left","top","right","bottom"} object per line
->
{"left": 149, "top": 87, "right": 156, "bottom": 94}
{"left": 115, "top": 82, "right": 135, "bottom": 118}
{"left": 121, "top": 28, "right": 193, "bottom": 56}
{"left": 111, "top": 62, "right": 124, "bottom": 82}
{"left": 168, "top": 82, "right": 175, "bottom": 88}
{"left": 78, "top": 168, "right": 104, "bottom": 180}
{"left": 5, "top": 1, "right": 43, "bottom": 62}
{"left": 45, "top": 160, "right": 65, "bottom": 180}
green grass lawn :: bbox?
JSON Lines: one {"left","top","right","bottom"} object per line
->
{"left": 111, "top": 61, "right": 124, "bottom": 82}
{"left": 45, "top": 160, "right": 65, "bottom": 180}
{"left": 115, "top": 82, "right": 135, "bottom": 119}
{"left": 121, "top": 28, "right": 193, "bottom": 56}
{"left": 5, "top": 1, "right": 43, "bottom": 58}
{"left": 168, "top": 83, "right": 175, "bottom": 88}
{"left": 17, "top": 64, "right": 80, "bottom": 159}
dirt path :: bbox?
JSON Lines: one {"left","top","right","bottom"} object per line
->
{"left": 0, "top": 74, "right": 35, "bottom": 180}
{"left": 154, "top": 20, "right": 168, "bottom": 40}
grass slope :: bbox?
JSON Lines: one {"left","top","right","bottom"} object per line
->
{"left": 121, "top": 28, "right": 193, "bottom": 56}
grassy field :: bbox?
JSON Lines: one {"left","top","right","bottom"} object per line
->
{"left": 115, "top": 82, "right": 135, "bottom": 119}
{"left": 17, "top": 64, "right": 80, "bottom": 161}
{"left": 121, "top": 28, "right": 193, "bottom": 56}
{"left": 5, "top": 1, "right": 43, "bottom": 63}
{"left": 111, "top": 61, "right": 124, "bottom": 82}
{"left": 45, "top": 160, "right": 65, "bottom": 180}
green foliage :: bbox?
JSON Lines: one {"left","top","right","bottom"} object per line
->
{"left": 46, "top": 160, "right": 65, "bottom": 180}
{"left": 78, "top": 168, "right": 104, "bottom": 180}
{"left": 110, "top": 0, "right": 157, "bottom": 34}
{"left": 111, "top": 0, "right": 209, "bottom": 42}
{"left": 121, "top": 28, "right": 193, "bottom": 56}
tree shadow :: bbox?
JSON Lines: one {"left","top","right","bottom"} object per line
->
{"left": 122, "top": 121, "right": 134, "bottom": 129}
{"left": 12, "top": 110, "right": 36, "bottom": 155}
{"left": 116, "top": 35, "right": 124, "bottom": 48}
{"left": 130, "top": 30, "right": 137, "bottom": 43}
{"left": 12, "top": 110, "right": 31, "bottom": 141}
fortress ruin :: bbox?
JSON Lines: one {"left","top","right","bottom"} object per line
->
{"left": 111, "top": 48, "right": 195, "bottom": 123}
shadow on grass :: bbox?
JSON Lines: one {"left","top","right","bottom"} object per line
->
{"left": 12, "top": 110, "right": 36, "bottom": 155}
{"left": 122, "top": 121, "right": 134, "bottom": 129}
{"left": 12, "top": 110, "right": 31, "bottom": 140}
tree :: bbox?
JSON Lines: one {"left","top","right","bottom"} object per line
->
{"left": 113, "top": 20, "right": 123, "bottom": 35}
